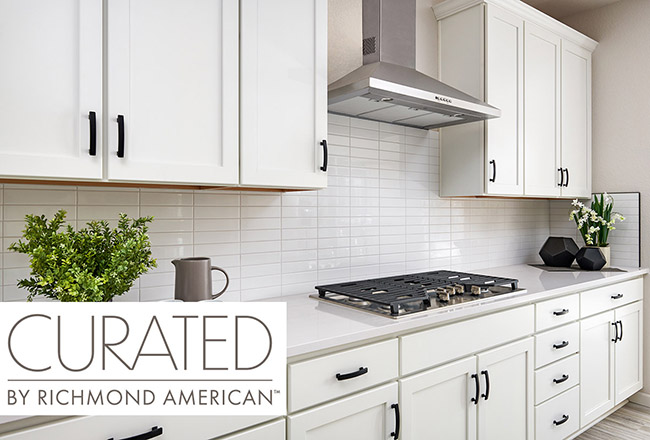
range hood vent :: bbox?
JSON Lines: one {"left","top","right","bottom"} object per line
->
{"left": 328, "top": 0, "right": 500, "bottom": 129}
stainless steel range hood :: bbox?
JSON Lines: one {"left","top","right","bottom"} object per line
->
{"left": 328, "top": 0, "right": 500, "bottom": 130}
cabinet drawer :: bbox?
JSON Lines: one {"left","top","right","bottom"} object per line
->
{"left": 535, "top": 322, "right": 579, "bottom": 368}
{"left": 288, "top": 339, "right": 398, "bottom": 412}
{"left": 535, "top": 386, "right": 580, "bottom": 440}
{"left": 581, "top": 278, "right": 643, "bottom": 318}
{"left": 536, "top": 294, "right": 579, "bottom": 331}
{"left": 0, "top": 416, "right": 274, "bottom": 440}
{"left": 401, "top": 305, "right": 534, "bottom": 375}
{"left": 535, "top": 354, "right": 579, "bottom": 404}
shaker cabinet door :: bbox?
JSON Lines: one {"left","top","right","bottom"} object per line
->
{"left": 106, "top": 0, "right": 239, "bottom": 185}
{"left": 615, "top": 301, "right": 643, "bottom": 404}
{"left": 0, "top": 0, "right": 102, "bottom": 180}
{"left": 240, "top": 0, "right": 328, "bottom": 189}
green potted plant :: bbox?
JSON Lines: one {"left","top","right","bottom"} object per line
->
{"left": 570, "top": 193, "right": 624, "bottom": 269}
{"left": 8, "top": 210, "right": 157, "bottom": 302}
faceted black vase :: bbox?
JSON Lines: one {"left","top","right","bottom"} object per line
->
{"left": 576, "top": 247, "right": 606, "bottom": 271}
{"left": 539, "top": 237, "right": 580, "bottom": 267}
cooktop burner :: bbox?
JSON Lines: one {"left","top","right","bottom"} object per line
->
{"left": 312, "top": 270, "right": 522, "bottom": 318}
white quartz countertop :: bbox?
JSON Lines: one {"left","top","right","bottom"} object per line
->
{"left": 271, "top": 265, "right": 648, "bottom": 358}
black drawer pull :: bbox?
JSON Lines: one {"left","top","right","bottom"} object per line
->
{"left": 117, "top": 114, "right": 125, "bottom": 158}
{"left": 320, "top": 139, "right": 328, "bottom": 172}
{"left": 336, "top": 366, "right": 368, "bottom": 381}
{"left": 611, "top": 293, "right": 624, "bottom": 300}
{"left": 89, "top": 111, "right": 97, "bottom": 156}
{"left": 612, "top": 322, "right": 619, "bottom": 342}
{"left": 553, "top": 374, "right": 569, "bottom": 384}
{"left": 470, "top": 373, "right": 479, "bottom": 404}
{"left": 108, "top": 426, "right": 163, "bottom": 440}
{"left": 553, "top": 341, "right": 569, "bottom": 350}
{"left": 553, "top": 414, "right": 569, "bottom": 426}
{"left": 558, "top": 168, "right": 564, "bottom": 187}
{"left": 553, "top": 309, "right": 569, "bottom": 316}
{"left": 564, "top": 168, "right": 569, "bottom": 187}
{"left": 489, "top": 160, "right": 496, "bottom": 182}
{"left": 618, "top": 320, "right": 623, "bottom": 342}
{"left": 390, "top": 403, "right": 400, "bottom": 439}
{"left": 481, "top": 370, "right": 490, "bottom": 400}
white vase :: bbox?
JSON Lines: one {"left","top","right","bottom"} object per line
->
{"left": 599, "top": 245, "right": 611, "bottom": 268}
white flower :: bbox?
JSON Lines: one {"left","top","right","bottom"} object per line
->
{"left": 588, "top": 226, "right": 600, "bottom": 234}
{"left": 604, "top": 193, "right": 614, "bottom": 205}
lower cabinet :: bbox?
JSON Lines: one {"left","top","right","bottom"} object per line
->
{"left": 217, "top": 419, "right": 285, "bottom": 440}
{"left": 399, "top": 338, "right": 534, "bottom": 440}
{"left": 287, "top": 383, "right": 398, "bottom": 439}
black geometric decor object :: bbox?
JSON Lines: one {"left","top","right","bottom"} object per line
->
{"left": 576, "top": 247, "right": 607, "bottom": 271}
{"left": 539, "top": 237, "right": 580, "bottom": 267}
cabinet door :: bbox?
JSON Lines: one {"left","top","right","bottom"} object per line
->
{"left": 219, "top": 419, "right": 285, "bottom": 440}
{"left": 0, "top": 0, "right": 102, "bottom": 180}
{"left": 523, "top": 22, "right": 561, "bottom": 197}
{"left": 106, "top": 0, "right": 239, "bottom": 185}
{"left": 240, "top": 0, "right": 328, "bottom": 189}
{"left": 580, "top": 310, "right": 615, "bottom": 427}
{"left": 615, "top": 301, "right": 643, "bottom": 404}
{"left": 561, "top": 40, "right": 592, "bottom": 198}
{"left": 484, "top": 5, "right": 524, "bottom": 196}
{"left": 477, "top": 338, "right": 533, "bottom": 440}
{"left": 288, "top": 383, "right": 398, "bottom": 440}
{"left": 400, "top": 356, "right": 477, "bottom": 440}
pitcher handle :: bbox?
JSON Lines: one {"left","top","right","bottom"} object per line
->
{"left": 210, "top": 266, "right": 230, "bottom": 299}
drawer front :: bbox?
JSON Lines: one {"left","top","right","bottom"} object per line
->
{"left": 0, "top": 416, "right": 275, "bottom": 440}
{"left": 401, "top": 305, "right": 534, "bottom": 375}
{"left": 581, "top": 278, "right": 643, "bottom": 318}
{"left": 535, "top": 386, "right": 580, "bottom": 440}
{"left": 536, "top": 294, "right": 579, "bottom": 332}
{"left": 535, "top": 353, "right": 579, "bottom": 405}
{"left": 535, "top": 322, "right": 579, "bottom": 368}
{"left": 288, "top": 339, "right": 398, "bottom": 412}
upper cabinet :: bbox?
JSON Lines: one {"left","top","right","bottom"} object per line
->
{"left": 240, "top": 0, "right": 328, "bottom": 189}
{"left": 0, "top": 0, "right": 328, "bottom": 190}
{"left": 0, "top": 0, "right": 103, "bottom": 180}
{"left": 435, "top": 0, "right": 596, "bottom": 199}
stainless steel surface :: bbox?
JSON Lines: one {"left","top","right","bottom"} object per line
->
{"left": 328, "top": 0, "right": 500, "bottom": 129}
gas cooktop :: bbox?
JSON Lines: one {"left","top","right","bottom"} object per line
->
{"left": 311, "top": 270, "right": 524, "bottom": 318}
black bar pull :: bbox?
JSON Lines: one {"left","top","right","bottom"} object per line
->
{"left": 108, "top": 426, "right": 163, "bottom": 440}
{"left": 553, "top": 415, "right": 570, "bottom": 426}
{"left": 553, "top": 341, "right": 569, "bottom": 350}
{"left": 489, "top": 160, "right": 496, "bottom": 183}
{"left": 564, "top": 168, "right": 570, "bottom": 187}
{"left": 89, "top": 111, "right": 97, "bottom": 156}
{"left": 117, "top": 114, "right": 125, "bottom": 158}
{"left": 320, "top": 139, "right": 328, "bottom": 172}
{"left": 481, "top": 370, "right": 490, "bottom": 400}
{"left": 390, "top": 403, "right": 400, "bottom": 439}
{"left": 470, "top": 373, "right": 480, "bottom": 404}
{"left": 558, "top": 168, "right": 564, "bottom": 187}
{"left": 618, "top": 320, "right": 623, "bottom": 342}
{"left": 612, "top": 322, "right": 619, "bottom": 343}
{"left": 553, "top": 374, "right": 569, "bottom": 384}
{"left": 611, "top": 293, "right": 624, "bottom": 300}
{"left": 336, "top": 366, "right": 368, "bottom": 381}
{"left": 553, "top": 309, "right": 569, "bottom": 316}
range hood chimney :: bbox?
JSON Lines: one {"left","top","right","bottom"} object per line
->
{"left": 328, "top": 0, "right": 500, "bottom": 129}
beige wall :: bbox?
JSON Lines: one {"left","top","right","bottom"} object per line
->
{"left": 563, "top": 0, "right": 650, "bottom": 402}
{"left": 328, "top": 0, "right": 442, "bottom": 83}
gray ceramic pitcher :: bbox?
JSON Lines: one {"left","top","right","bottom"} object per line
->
{"left": 171, "top": 257, "right": 229, "bottom": 301}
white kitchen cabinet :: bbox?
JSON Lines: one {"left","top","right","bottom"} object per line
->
{"left": 106, "top": 0, "right": 239, "bottom": 185}
{"left": 240, "top": 0, "right": 328, "bottom": 189}
{"left": 0, "top": 0, "right": 103, "bottom": 180}
{"left": 218, "top": 419, "right": 285, "bottom": 440}
{"left": 561, "top": 40, "right": 592, "bottom": 198}
{"left": 614, "top": 301, "right": 643, "bottom": 404}
{"left": 523, "top": 22, "right": 561, "bottom": 197}
{"left": 287, "top": 383, "right": 399, "bottom": 440}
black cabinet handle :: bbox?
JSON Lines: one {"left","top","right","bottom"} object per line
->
{"left": 611, "top": 293, "right": 624, "bottom": 300}
{"left": 558, "top": 168, "right": 564, "bottom": 187}
{"left": 320, "top": 139, "right": 328, "bottom": 172}
{"left": 612, "top": 321, "right": 619, "bottom": 342}
{"left": 553, "top": 309, "right": 569, "bottom": 316}
{"left": 553, "top": 341, "right": 569, "bottom": 350}
{"left": 470, "top": 373, "right": 480, "bottom": 404}
{"left": 618, "top": 320, "right": 623, "bottom": 342}
{"left": 108, "top": 426, "right": 163, "bottom": 440}
{"left": 89, "top": 111, "right": 97, "bottom": 156}
{"left": 489, "top": 160, "right": 496, "bottom": 183}
{"left": 336, "top": 366, "right": 368, "bottom": 381}
{"left": 564, "top": 168, "right": 569, "bottom": 187}
{"left": 553, "top": 374, "right": 569, "bottom": 384}
{"left": 390, "top": 403, "right": 400, "bottom": 439}
{"left": 117, "top": 114, "right": 125, "bottom": 158}
{"left": 481, "top": 370, "right": 490, "bottom": 400}
{"left": 553, "top": 414, "right": 570, "bottom": 426}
